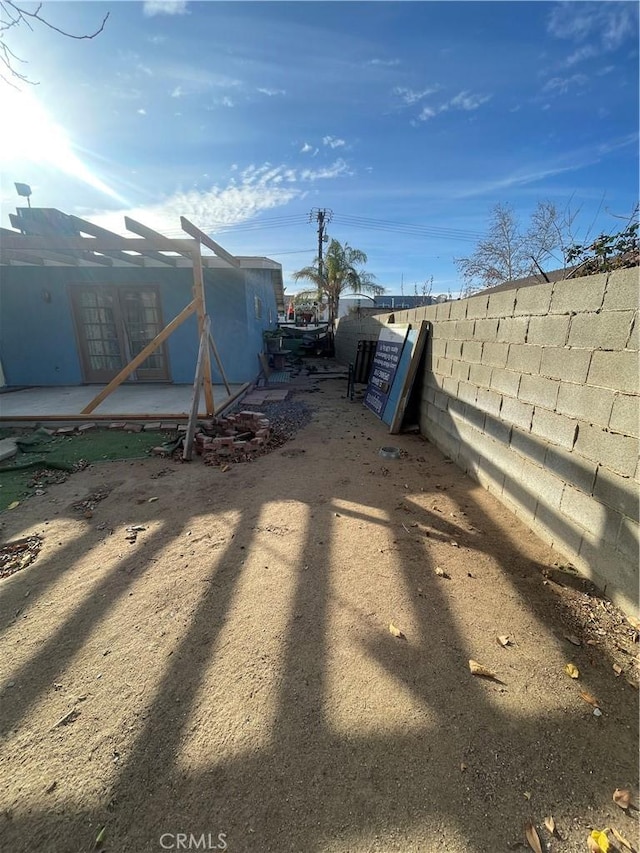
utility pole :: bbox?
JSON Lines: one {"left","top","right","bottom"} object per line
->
{"left": 309, "top": 208, "right": 332, "bottom": 278}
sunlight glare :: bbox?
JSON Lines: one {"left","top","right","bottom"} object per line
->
{"left": 0, "top": 83, "right": 123, "bottom": 202}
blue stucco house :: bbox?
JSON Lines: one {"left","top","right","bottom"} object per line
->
{"left": 0, "top": 208, "right": 284, "bottom": 388}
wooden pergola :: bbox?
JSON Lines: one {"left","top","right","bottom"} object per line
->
{"left": 0, "top": 214, "right": 273, "bottom": 459}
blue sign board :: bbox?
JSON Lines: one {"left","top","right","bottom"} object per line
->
{"left": 364, "top": 325, "right": 410, "bottom": 419}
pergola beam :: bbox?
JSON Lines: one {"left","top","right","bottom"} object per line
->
{"left": 180, "top": 216, "right": 241, "bottom": 268}
{"left": 0, "top": 232, "right": 195, "bottom": 254}
{"left": 67, "top": 216, "right": 147, "bottom": 267}
{"left": 124, "top": 216, "right": 195, "bottom": 259}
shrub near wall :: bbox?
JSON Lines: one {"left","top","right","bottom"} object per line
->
{"left": 335, "top": 268, "right": 639, "bottom": 616}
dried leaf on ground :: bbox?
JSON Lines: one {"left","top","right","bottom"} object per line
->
{"left": 587, "top": 829, "right": 610, "bottom": 852}
{"left": 524, "top": 821, "right": 543, "bottom": 853}
{"left": 611, "top": 827, "right": 637, "bottom": 852}
{"left": 613, "top": 663, "right": 623, "bottom": 676}
{"left": 435, "top": 567, "right": 450, "bottom": 578}
{"left": 497, "top": 635, "right": 512, "bottom": 647}
{"left": 565, "top": 634, "right": 582, "bottom": 646}
{"left": 580, "top": 690, "right": 600, "bottom": 708}
{"left": 7, "top": 501, "right": 20, "bottom": 510}
{"left": 564, "top": 662, "right": 580, "bottom": 679}
{"left": 389, "top": 623, "right": 405, "bottom": 639}
{"left": 613, "top": 788, "right": 632, "bottom": 810}
{"left": 469, "top": 659, "right": 498, "bottom": 679}
{"left": 544, "top": 816, "right": 557, "bottom": 836}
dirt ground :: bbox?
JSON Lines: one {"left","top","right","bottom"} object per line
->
{"left": 0, "top": 368, "right": 638, "bottom": 853}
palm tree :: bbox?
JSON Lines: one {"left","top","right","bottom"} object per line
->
{"left": 292, "top": 239, "right": 383, "bottom": 327}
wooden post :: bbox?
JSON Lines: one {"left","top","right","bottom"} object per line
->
{"left": 81, "top": 300, "right": 197, "bottom": 414}
{"left": 182, "top": 316, "right": 209, "bottom": 461}
{"left": 191, "top": 245, "right": 215, "bottom": 416}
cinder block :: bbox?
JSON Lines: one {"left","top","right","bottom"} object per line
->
{"left": 436, "top": 357, "right": 454, "bottom": 377}
{"left": 501, "top": 396, "right": 534, "bottom": 431}
{"left": 501, "top": 472, "right": 537, "bottom": 526}
{"left": 435, "top": 301, "right": 452, "bottom": 321}
{"left": 510, "top": 424, "right": 546, "bottom": 465}
{"left": 457, "top": 381, "right": 477, "bottom": 405}
{"left": 588, "top": 350, "right": 639, "bottom": 394}
{"left": 446, "top": 340, "right": 463, "bottom": 359}
{"left": 526, "top": 314, "right": 570, "bottom": 347}
{"left": 455, "top": 319, "right": 475, "bottom": 339}
{"left": 545, "top": 445, "right": 597, "bottom": 495}
{"left": 556, "top": 383, "right": 615, "bottom": 428}
{"left": 462, "top": 340, "right": 483, "bottom": 363}
{"left": 567, "top": 310, "right": 635, "bottom": 350}
{"left": 431, "top": 339, "right": 447, "bottom": 359}
{"left": 469, "top": 363, "right": 492, "bottom": 388}
{"left": 540, "top": 347, "right": 591, "bottom": 383}
{"left": 481, "top": 341, "right": 509, "bottom": 367}
{"left": 601, "top": 267, "right": 640, "bottom": 311}
{"left": 442, "top": 376, "right": 458, "bottom": 395}
{"left": 609, "top": 394, "right": 640, "bottom": 438}
{"left": 577, "top": 537, "right": 638, "bottom": 614}
{"left": 522, "top": 459, "right": 564, "bottom": 510}
{"left": 531, "top": 408, "right": 578, "bottom": 450}
{"left": 518, "top": 374, "right": 559, "bottom": 409}
{"left": 506, "top": 343, "right": 543, "bottom": 374}
{"left": 448, "top": 299, "right": 467, "bottom": 320}
{"left": 560, "top": 485, "right": 616, "bottom": 540}
{"left": 550, "top": 274, "right": 607, "bottom": 314}
{"left": 476, "top": 456, "right": 505, "bottom": 495}
{"left": 473, "top": 318, "right": 499, "bottom": 341}
{"left": 451, "top": 361, "right": 470, "bottom": 382}
{"left": 487, "top": 289, "right": 517, "bottom": 318}
{"left": 484, "top": 411, "right": 512, "bottom": 445}
{"left": 496, "top": 316, "right": 528, "bottom": 343}
{"left": 476, "top": 388, "right": 502, "bottom": 417}
{"left": 464, "top": 400, "right": 486, "bottom": 431}
{"left": 143, "top": 422, "right": 162, "bottom": 431}
{"left": 514, "top": 282, "right": 553, "bottom": 316}
{"left": 574, "top": 421, "right": 639, "bottom": 477}
{"left": 439, "top": 322, "right": 457, "bottom": 340}
{"left": 434, "top": 390, "right": 448, "bottom": 411}
{"left": 466, "top": 293, "right": 489, "bottom": 319}
{"left": 616, "top": 515, "right": 640, "bottom": 562}
{"left": 490, "top": 368, "right": 521, "bottom": 397}
{"left": 534, "top": 502, "right": 583, "bottom": 558}
{"left": 593, "top": 466, "right": 639, "bottom": 519}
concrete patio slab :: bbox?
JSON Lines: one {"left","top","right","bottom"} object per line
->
{"left": 0, "top": 383, "right": 246, "bottom": 419}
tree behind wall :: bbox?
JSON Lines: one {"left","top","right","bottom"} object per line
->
{"left": 455, "top": 201, "right": 569, "bottom": 294}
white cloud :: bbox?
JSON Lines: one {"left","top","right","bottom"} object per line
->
{"left": 394, "top": 86, "right": 439, "bottom": 105}
{"left": 171, "top": 86, "right": 184, "bottom": 98}
{"left": 219, "top": 96, "right": 234, "bottom": 108}
{"left": 548, "top": 2, "right": 638, "bottom": 51}
{"left": 143, "top": 1, "right": 188, "bottom": 17}
{"left": 415, "top": 90, "right": 491, "bottom": 122}
{"left": 322, "top": 136, "right": 346, "bottom": 149}
{"left": 137, "top": 108, "right": 147, "bottom": 115}
{"left": 300, "top": 143, "right": 313, "bottom": 153}
{"left": 257, "top": 87, "right": 286, "bottom": 96}
{"left": 449, "top": 91, "right": 492, "bottom": 111}
{"left": 542, "top": 73, "right": 588, "bottom": 94}
{"left": 368, "top": 58, "right": 400, "bottom": 67}
{"left": 86, "top": 158, "right": 353, "bottom": 237}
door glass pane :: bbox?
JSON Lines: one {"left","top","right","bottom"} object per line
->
{"left": 79, "top": 290, "right": 122, "bottom": 372}
{"left": 121, "top": 289, "right": 165, "bottom": 371}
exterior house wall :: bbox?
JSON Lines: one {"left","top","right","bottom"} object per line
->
{"left": 0, "top": 265, "right": 278, "bottom": 386}
{"left": 335, "top": 268, "right": 639, "bottom": 615}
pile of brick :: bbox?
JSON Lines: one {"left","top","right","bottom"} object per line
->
{"left": 195, "top": 411, "right": 271, "bottom": 465}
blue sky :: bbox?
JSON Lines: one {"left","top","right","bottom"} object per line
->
{"left": 1, "top": 1, "right": 638, "bottom": 296}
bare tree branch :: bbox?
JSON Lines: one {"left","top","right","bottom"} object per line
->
{"left": 0, "top": 1, "right": 108, "bottom": 86}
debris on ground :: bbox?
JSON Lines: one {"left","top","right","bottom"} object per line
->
{"left": 0, "top": 535, "right": 43, "bottom": 579}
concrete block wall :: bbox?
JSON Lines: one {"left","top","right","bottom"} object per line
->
{"left": 335, "top": 268, "right": 639, "bottom": 615}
